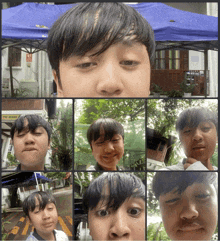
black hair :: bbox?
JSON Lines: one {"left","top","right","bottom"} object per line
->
{"left": 10, "top": 115, "right": 52, "bottom": 142}
{"left": 23, "top": 191, "right": 57, "bottom": 218}
{"left": 87, "top": 118, "right": 124, "bottom": 148}
{"left": 152, "top": 171, "right": 217, "bottom": 200}
{"left": 83, "top": 172, "right": 145, "bottom": 214}
{"left": 47, "top": 2, "right": 155, "bottom": 85}
{"left": 176, "top": 107, "right": 218, "bottom": 132}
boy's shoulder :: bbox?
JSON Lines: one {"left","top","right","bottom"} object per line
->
{"left": 25, "top": 230, "right": 69, "bottom": 241}
{"left": 54, "top": 229, "right": 69, "bottom": 241}
{"left": 25, "top": 233, "right": 38, "bottom": 241}
{"left": 160, "top": 161, "right": 218, "bottom": 171}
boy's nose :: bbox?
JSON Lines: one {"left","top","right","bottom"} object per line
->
{"left": 104, "top": 141, "right": 114, "bottom": 152}
{"left": 180, "top": 200, "right": 199, "bottom": 220}
{"left": 109, "top": 211, "right": 131, "bottom": 239}
{"left": 42, "top": 209, "right": 50, "bottom": 219}
{"left": 24, "top": 132, "right": 35, "bottom": 144}
{"left": 96, "top": 62, "right": 124, "bottom": 96}
{"left": 192, "top": 128, "right": 203, "bottom": 141}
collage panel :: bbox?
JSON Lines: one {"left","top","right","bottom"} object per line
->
{"left": 2, "top": 2, "right": 217, "bottom": 99}
{"left": 1, "top": 2, "right": 218, "bottom": 241}
{"left": 2, "top": 171, "right": 73, "bottom": 240}
{"left": 74, "top": 99, "right": 146, "bottom": 171}
{"left": 147, "top": 171, "right": 218, "bottom": 241}
{"left": 146, "top": 99, "right": 218, "bottom": 171}
{"left": 2, "top": 99, "right": 73, "bottom": 171}
{"left": 74, "top": 171, "right": 146, "bottom": 240}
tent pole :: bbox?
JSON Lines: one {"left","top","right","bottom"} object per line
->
{"left": 34, "top": 172, "right": 40, "bottom": 191}
{"left": 204, "top": 50, "right": 208, "bottom": 98}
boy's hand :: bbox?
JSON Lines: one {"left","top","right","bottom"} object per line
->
{"left": 183, "top": 157, "right": 198, "bottom": 169}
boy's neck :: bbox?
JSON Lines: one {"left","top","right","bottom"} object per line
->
{"left": 202, "top": 159, "right": 214, "bottom": 170}
{"left": 21, "top": 162, "right": 45, "bottom": 171}
{"left": 35, "top": 229, "right": 55, "bottom": 241}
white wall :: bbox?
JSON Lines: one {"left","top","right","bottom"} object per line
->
{"left": 207, "top": 2, "right": 218, "bottom": 97}
{"left": 2, "top": 48, "right": 53, "bottom": 97}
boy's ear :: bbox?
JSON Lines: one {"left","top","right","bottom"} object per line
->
{"left": 48, "top": 141, "right": 51, "bottom": 150}
{"left": 52, "top": 70, "right": 64, "bottom": 97}
{"left": 27, "top": 216, "right": 32, "bottom": 225}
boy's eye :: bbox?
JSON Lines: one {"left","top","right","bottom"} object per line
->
{"left": 96, "top": 141, "right": 104, "bottom": 146}
{"left": 128, "top": 208, "right": 142, "bottom": 217}
{"left": 76, "top": 62, "right": 97, "bottom": 69}
{"left": 112, "top": 139, "right": 119, "bottom": 143}
{"left": 120, "top": 60, "right": 139, "bottom": 67}
{"left": 183, "top": 129, "right": 191, "bottom": 134}
{"left": 165, "top": 197, "right": 180, "bottom": 204}
{"left": 97, "top": 209, "right": 109, "bottom": 217}
{"left": 196, "top": 194, "right": 210, "bottom": 199}
{"left": 201, "top": 126, "right": 211, "bottom": 132}
{"left": 33, "top": 131, "right": 42, "bottom": 136}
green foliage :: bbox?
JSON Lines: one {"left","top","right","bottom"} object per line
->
{"left": 147, "top": 222, "right": 170, "bottom": 241}
{"left": 166, "top": 89, "right": 183, "bottom": 97}
{"left": 44, "top": 172, "right": 66, "bottom": 180}
{"left": 147, "top": 172, "right": 160, "bottom": 216}
{"left": 179, "top": 79, "right": 196, "bottom": 93}
{"left": 2, "top": 218, "right": 10, "bottom": 241}
{"left": 152, "top": 84, "right": 163, "bottom": 93}
{"left": 74, "top": 172, "right": 101, "bottom": 197}
{"left": 7, "top": 153, "right": 19, "bottom": 166}
{"left": 49, "top": 101, "right": 73, "bottom": 170}
{"left": 76, "top": 99, "right": 145, "bottom": 124}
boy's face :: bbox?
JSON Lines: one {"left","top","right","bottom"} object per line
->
{"left": 159, "top": 182, "right": 218, "bottom": 241}
{"left": 12, "top": 119, "right": 50, "bottom": 170}
{"left": 88, "top": 197, "right": 145, "bottom": 240}
{"left": 53, "top": 42, "right": 151, "bottom": 97}
{"left": 28, "top": 199, "right": 58, "bottom": 237}
{"left": 179, "top": 121, "right": 217, "bottom": 163}
{"left": 91, "top": 129, "right": 124, "bottom": 170}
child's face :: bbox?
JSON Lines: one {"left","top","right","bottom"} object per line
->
{"left": 88, "top": 197, "right": 145, "bottom": 240}
{"left": 28, "top": 199, "right": 58, "bottom": 237}
{"left": 179, "top": 121, "right": 217, "bottom": 163}
{"left": 159, "top": 182, "right": 218, "bottom": 240}
{"left": 12, "top": 119, "right": 50, "bottom": 170}
{"left": 91, "top": 130, "right": 124, "bottom": 170}
{"left": 53, "top": 42, "right": 150, "bottom": 97}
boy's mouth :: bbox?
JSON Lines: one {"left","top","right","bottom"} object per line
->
{"left": 192, "top": 146, "right": 205, "bottom": 150}
{"left": 43, "top": 222, "right": 54, "bottom": 228}
{"left": 103, "top": 154, "right": 118, "bottom": 159}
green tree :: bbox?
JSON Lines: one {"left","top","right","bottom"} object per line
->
{"left": 49, "top": 101, "right": 73, "bottom": 170}
{"left": 76, "top": 99, "right": 145, "bottom": 124}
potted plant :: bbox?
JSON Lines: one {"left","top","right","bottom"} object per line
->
{"left": 152, "top": 83, "right": 163, "bottom": 97}
{"left": 167, "top": 90, "right": 183, "bottom": 98}
{"left": 179, "top": 79, "right": 196, "bottom": 97}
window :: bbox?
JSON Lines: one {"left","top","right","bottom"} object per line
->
{"left": 155, "top": 50, "right": 165, "bottom": 69}
{"left": 169, "top": 50, "right": 180, "bottom": 70}
{"left": 155, "top": 50, "right": 181, "bottom": 70}
{"left": 8, "top": 47, "right": 21, "bottom": 67}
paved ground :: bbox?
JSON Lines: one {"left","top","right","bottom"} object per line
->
{"left": 2, "top": 187, "right": 73, "bottom": 241}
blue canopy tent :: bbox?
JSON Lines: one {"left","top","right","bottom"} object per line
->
{"left": 2, "top": 3, "right": 75, "bottom": 53}
{"left": 2, "top": 2, "right": 218, "bottom": 97}
{"left": 2, "top": 2, "right": 218, "bottom": 52}
{"left": 2, "top": 172, "right": 52, "bottom": 188}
